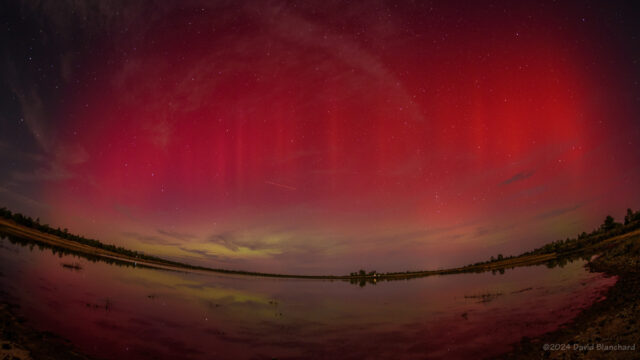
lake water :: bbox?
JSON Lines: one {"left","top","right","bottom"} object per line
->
{"left": 0, "top": 236, "right": 617, "bottom": 359}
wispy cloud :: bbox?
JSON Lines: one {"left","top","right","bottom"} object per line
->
{"left": 207, "top": 233, "right": 241, "bottom": 252}
{"left": 157, "top": 229, "right": 196, "bottom": 241}
{"left": 500, "top": 171, "right": 535, "bottom": 186}
{"left": 534, "top": 203, "right": 584, "bottom": 221}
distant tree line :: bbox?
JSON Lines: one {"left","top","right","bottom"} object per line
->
{"left": 469, "top": 208, "right": 640, "bottom": 267}
{"left": 0, "top": 231, "right": 151, "bottom": 270}
{"left": 349, "top": 269, "right": 378, "bottom": 277}
{"left": 347, "top": 208, "right": 640, "bottom": 286}
{"left": 0, "top": 207, "right": 194, "bottom": 268}
{"left": 0, "top": 207, "right": 361, "bottom": 279}
{"left": 3, "top": 206, "right": 640, "bottom": 285}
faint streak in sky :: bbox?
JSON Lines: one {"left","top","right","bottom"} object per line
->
{"left": 265, "top": 180, "right": 297, "bottom": 191}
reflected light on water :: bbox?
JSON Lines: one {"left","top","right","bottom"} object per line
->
{"left": 0, "top": 238, "right": 616, "bottom": 359}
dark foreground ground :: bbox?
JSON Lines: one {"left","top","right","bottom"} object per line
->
{"left": 1, "top": 230, "right": 639, "bottom": 359}
{"left": 0, "top": 298, "right": 90, "bottom": 360}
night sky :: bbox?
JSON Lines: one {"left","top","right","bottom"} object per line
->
{"left": 1, "top": 1, "right": 640, "bottom": 274}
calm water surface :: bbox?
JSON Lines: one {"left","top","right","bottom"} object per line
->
{"left": 0, "top": 238, "right": 616, "bottom": 359}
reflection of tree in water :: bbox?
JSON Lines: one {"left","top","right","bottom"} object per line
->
{"left": 345, "top": 210, "right": 640, "bottom": 287}
{"left": 0, "top": 232, "right": 153, "bottom": 270}
{"left": 0, "top": 226, "right": 617, "bottom": 289}
{"left": 3, "top": 206, "right": 640, "bottom": 288}
{"left": 0, "top": 207, "right": 179, "bottom": 265}
{"left": 349, "top": 277, "right": 376, "bottom": 287}
{"left": 268, "top": 299, "right": 283, "bottom": 318}
{"left": 345, "top": 251, "right": 595, "bottom": 287}
{"left": 544, "top": 255, "right": 589, "bottom": 269}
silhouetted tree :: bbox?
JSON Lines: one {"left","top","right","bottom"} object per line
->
{"left": 601, "top": 215, "right": 617, "bottom": 232}
{"left": 625, "top": 209, "right": 632, "bottom": 225}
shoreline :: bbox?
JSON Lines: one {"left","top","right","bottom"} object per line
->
{"left": 1, "top": 217, "right": 625, "bottom": 281}
{"left": 0, "top": 299, "right": 90, "bottom": 360}
{"left": 500, "top": 230, "right": 640, "bottom": 359}
{"left": 1, "top": 218, "right": 639, "bottom": 359}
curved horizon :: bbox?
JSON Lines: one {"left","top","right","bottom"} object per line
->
{"left": 3, "top": 207, "right": 637, "bottom": 281}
